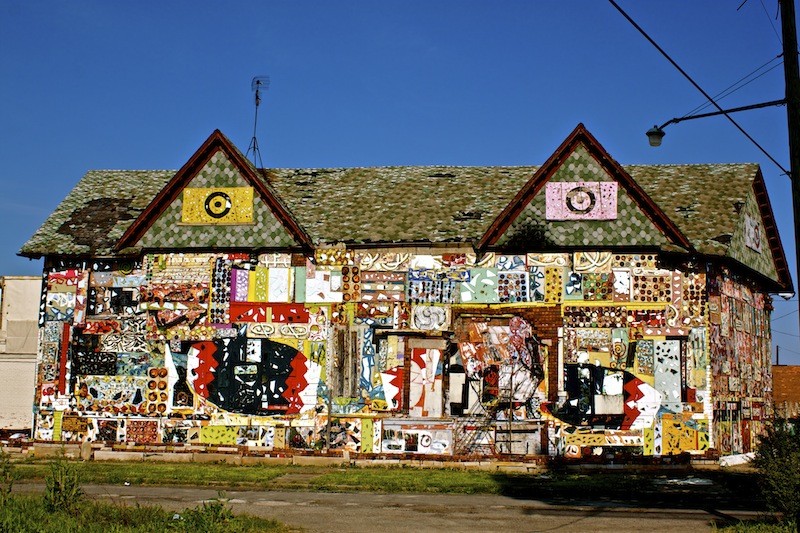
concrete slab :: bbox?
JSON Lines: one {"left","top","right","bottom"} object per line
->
{"left": 32, "top": 443, "right": 81, "bottom": 459}
{"left": 192, "top": 452, "right": 242, "bottom": 465}
{"left": 143, "top": 452, "right": 192, "bottom": 463}
{"left": 94, "top": 450, "right": 145, "bottom": 462}
{"left": 241, "top": 456, "right": 293, "bottom": 466}
{"left": 293, "top": 455, "right": 348, "bottom": 467}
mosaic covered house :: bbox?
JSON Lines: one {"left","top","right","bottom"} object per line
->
{"left": 19, "top": 124, "right": 792, "bottom": 458}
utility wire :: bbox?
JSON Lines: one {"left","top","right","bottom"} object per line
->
{"left": 686, "top": 57, "right": 783, "bottom": 116}
{"left": 759, "top": 0, "right": 784, "bottom": 45}
{"left": 608, "top": 0, "right": 790, "bottom": 176}
{"left": 772, "top": 308, "right": 799, "bottom": 320}
{"left": 772, "top": 328, "right": 800, "bottom": 337}
{"left": 775, "top": 344, "right": 800, "bottom": 355}
{"left": 737, "top": 0, "right": 782, "bottom": 46}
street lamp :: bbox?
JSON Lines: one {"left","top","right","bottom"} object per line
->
{"left": 646, "top": 99, "right": 787, "bottom": 148}
{"left": 646, "top": 126, "right": 665, "bottom": 147}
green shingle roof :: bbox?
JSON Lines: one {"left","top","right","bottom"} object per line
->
{"left": 19, "top": 162, "right": 761, "bottom": 253}
{"left": 627, "top": 163, "right": 759, "bottom": 256}
{"left": 265, "top": 165, "right": 537, "bottom": 245}
{"left": 20, "top": 170, "right": 174, "bottom": 257}
{"left": 18, "top": 159, "right": 787, "bottom": 288}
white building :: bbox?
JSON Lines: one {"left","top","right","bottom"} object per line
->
{"left": 0, "top": 275, "right": 40, "bottom": 430}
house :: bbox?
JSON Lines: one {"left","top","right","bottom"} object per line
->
{"left": 773, "top": 365, "right": 800, "bottom": 420}
{"left": 18, "top": 124, "right": 791, "bottom": 458}
{"left": 0, "top": 275, "right": 41, "bottom": 430}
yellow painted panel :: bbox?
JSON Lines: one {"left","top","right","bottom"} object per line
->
{"left": 274, "top": 426, "right": 286, "bottom": 449}
{"left": 643, "top": 427, "right": 654, "bottom": 455}
{"left": 361, "top": 418, "right": 374, "bottom": 453}
{"left": 565, "top": 431, "right": 606, "bottom": 447}
{"left": 182, "top": 187, "right": 254, "bottom": 224}
{"left": 200, "top": 425, "right": 239, "bottom": 445}
{"left": 53, "top": 411, "right": 63, "bottom": 441}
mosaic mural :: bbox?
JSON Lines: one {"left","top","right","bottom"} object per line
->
{"left": 26, "top": 132, "right": 780, "bottom": 459}
{"left": 32, "top": 248, "right": 773, "bottom": 458}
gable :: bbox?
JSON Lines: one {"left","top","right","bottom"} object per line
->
{"left": 496, "top": 144, "right": 675, "bottom": 249}
{"left": 727, "top": 188, "right": 777, "bottom": 281}
{"left": 135, "top": 150, "right": 300, "bottom": 249}
{"left": 116, "top": 130, "right": 312, "bottom": 253}
{"left": 723, "top": 170, "right": 791, "bottom": 290}
{"left": 481, "top": 125, "right": 692, "bottom": 252}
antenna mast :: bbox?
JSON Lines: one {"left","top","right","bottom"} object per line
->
{"left": 246, "top": 76, "right": 270, "bottom": 167}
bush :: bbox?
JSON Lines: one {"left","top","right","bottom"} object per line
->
{"left": 752, "top": 419, "right": 800, "bottom": 526}
{"left": 43, "top": 457, "right": 84, "bottom": 513}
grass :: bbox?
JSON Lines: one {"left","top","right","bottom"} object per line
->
{"left": 715, "top": 519, "right": 797, "bottom": 532}
{"left": 0, "top": 494, "right": 293, "bottom": 532}
{"left": 12, "top": 459, "right": 508, "bottom": 493}
{"left": 308, "top": 465, "right": 502, "bottom": 493}
{"left": 7, "top": 456, "right": 765, "bottom": 509}
{"left": 12, "top": 460, "right": 290, "bottom": 488}
{"left": 3, "top": 453, "right": 791, "bottom": 531}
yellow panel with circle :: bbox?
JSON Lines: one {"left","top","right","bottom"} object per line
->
{"left": 181, "top": 187, "right": 254, "bottom": 224}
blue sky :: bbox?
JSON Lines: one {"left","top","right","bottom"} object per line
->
{"left": 1, "top": 1, "right": 799, "bottom": 362}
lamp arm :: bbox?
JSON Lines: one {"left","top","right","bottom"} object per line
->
{"left": 658, "top": 99, "right": 787, "bottom": 130}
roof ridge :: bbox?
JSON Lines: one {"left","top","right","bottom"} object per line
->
{"left": 260, "top": 164, "right": 540, "bottom": 171}
{"left": 624, "top": 162, "right": 758, "bottom": 168}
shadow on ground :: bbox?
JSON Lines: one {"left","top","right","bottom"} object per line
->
{"left": 488, "top": 468, "right": 765, "bottom": 511}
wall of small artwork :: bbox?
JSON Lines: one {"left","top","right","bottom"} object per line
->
{"left": 32, "top": 249, "right": 771, "bottom": 457}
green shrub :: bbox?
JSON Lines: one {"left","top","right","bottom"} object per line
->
{"left": 0, "top": 448, "right": 17, "bottom": 505}
{"left": 752, "top": 419, "right": 800, "bottom": 526}
{"left": 43, "top": 457, "right": 84, "bottom": 513}
{"left": 175, "top": 494, "right": 236, "bottom": 532}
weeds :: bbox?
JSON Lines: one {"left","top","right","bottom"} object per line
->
{"left": 43, "top": 456, "right": 84, "bottom": 513}
{"left": 0, "top": 494, "right": 289, "bottom": 532}
{"left": 0, "top": 448, "right": 16, "bottom": 505}
{"left": 176, "top": 493, "right": 236, "bottom": 532}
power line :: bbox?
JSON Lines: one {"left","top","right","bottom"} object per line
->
{"left": 759, "top": 0, "right": 784, "bottom": 46}
{"left": 686, "top": 57, "right": 783, "bottom": 117}
{"left": 737, "top": 0, "right": 782, "bottom": 46}
{"left": 772, "top": 328, "right": 800, "bottom": 337}
{"left": 608, "top": 0, "right": 790, "bottom": 176}
{"left": 775, "top": 344, "right": 800, "bottom": 355}
{"left": 772, "top": 308, "right": 799, "bottom": 321}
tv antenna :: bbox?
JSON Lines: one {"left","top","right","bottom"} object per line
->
{"left": 246, "top": 76, "right": 270, "bottom": 167}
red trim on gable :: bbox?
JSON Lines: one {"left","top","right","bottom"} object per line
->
{"left": 478, "top": 124, "right": 694, "bottom": 251}
{"left": 752, "top": 168, "right": 793, "bottom": 292}
{"left": 116, "top": 130, "right": 313, "bottom": 251}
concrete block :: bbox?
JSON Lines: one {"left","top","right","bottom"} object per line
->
{"left": 495, "top": 463, "right": 531, "bottom": 473}
{"left": 354, "top": 458, "right": 400, "bottom": 467}
{"left": 192, "top": 452, "right": 242, "bottom": 465}
{"left": 143, "top": 452, "right": 192, "bottom": 463}
{"left": 94, "top": 450, "right": 144, "bottom": 462}
{"left": 240, "top": 455, "right": 293, "bottom": 466}
{"left": 33, "top": 443, "right": 81, "bottom": 459}
{"left": 292, "top": 455, "right": 347, "bottom": 467}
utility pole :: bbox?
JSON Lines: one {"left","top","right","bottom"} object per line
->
{"left": 780, "top": 0, "right": 800, "bottom": 340}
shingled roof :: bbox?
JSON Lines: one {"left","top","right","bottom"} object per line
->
{"left": 19, "top": 128, "right": 792, "bottom": 292}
